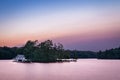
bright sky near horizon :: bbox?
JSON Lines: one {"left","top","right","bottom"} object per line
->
{"left": 0, "top": 0, "right": 120, "bottom": 51}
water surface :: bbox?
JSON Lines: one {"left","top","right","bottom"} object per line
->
{"left": 0, "top": 59, "right": 120, "bottom": 80}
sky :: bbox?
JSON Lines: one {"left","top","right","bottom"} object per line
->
{"left": 0, "top": 0, "right": 120, "bottom": 51}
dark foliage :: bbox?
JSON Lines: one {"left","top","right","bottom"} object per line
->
{"left": 69, "top": 50, "right": 97, "bottom": 59}
{"left": 0, "top": 46, "right": 17, "bottom": 59}
{"left": 97, "top": 47, "right": 120, "bottom": 59}
{"left": 1, "top": 40, "right": 119, "bottom": 62}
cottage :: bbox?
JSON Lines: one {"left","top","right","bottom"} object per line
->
{"left": 14, "top": 55, "right": 27, "bottom": 62}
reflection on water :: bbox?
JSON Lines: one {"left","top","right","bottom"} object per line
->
{"left": 0, "top": 59, "right": 120, "bottom": 80}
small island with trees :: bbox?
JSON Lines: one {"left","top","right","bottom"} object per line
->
{"left": 16, "top": 40, "right": 78, "bottom": 63}
{"left": 0, "top": 40, "right": 120, "bottom": 63}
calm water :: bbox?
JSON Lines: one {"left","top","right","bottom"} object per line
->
{"left": 0, "top": 59, "right": 120, "bottom": 80}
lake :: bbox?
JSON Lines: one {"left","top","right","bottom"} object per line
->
{"left": 0, "top": 59, "right": 120, "bottom": 80}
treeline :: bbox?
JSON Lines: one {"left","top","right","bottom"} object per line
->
{"left": 0, "top": 40, "right": 96, "bottom": 62}
{"left": 97, "top": 47, "right": 120, "bottom": 59}
{"left": 0, "top": 46, "right": 17, "bottom": 59}
{"left": 69, "top": 50, "right": 96, "bottom": 59}
{"left": 0, "top": 40, "right": 120, "bottom": 62}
